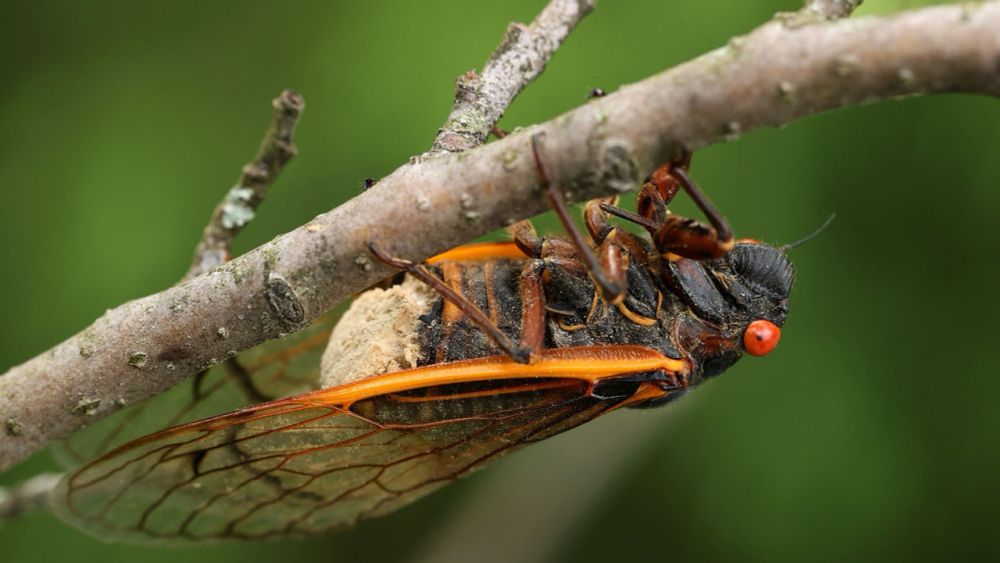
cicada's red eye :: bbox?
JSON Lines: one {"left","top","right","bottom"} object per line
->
{"left": 743, "top": 319, "right": 781, "bottom": 356}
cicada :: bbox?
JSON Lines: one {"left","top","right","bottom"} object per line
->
{"left": 53, "top": 135, "right": 794, "bottom": 542}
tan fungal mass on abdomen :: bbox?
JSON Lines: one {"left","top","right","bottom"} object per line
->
{"left": 320, "top": 275, "right": 436, "bottom": 387}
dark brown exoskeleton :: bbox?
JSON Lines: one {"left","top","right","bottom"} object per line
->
{"left": 370, "top": 133, "right": 794, "bottom": 408}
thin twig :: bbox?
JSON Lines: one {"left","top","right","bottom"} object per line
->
{"left": 0, "top": 472, "right": 60, "bottom": 520}
{"left": 431, "top": 0, "right": 596, "bottom": 153}
{"left": 1, "top": 2, "right": 999, "bottom": 471}
{"left": 186, "top": 89, "right": 304, "bottom": 279}
{"left": 0, "top": 92, "right": 306, "bottom": 521}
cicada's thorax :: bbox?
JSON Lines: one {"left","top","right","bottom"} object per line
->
{"left": 416, "top": 254, "right": 684, "bottom": 367}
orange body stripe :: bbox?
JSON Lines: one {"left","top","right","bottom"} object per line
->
{"left": 484, "top": 260, "right": 502, "bottom": 328}
{"left": 301, "top": 345, "right": 688, "bottom": 406}
{"left": 438, "top": 261, "right": 464, "bottom": 325}
{"left": 428, "top": 242, "right": 528, "bottom": 264}
{"left": 615, "top": 302, "right": 658, "bottom": 327}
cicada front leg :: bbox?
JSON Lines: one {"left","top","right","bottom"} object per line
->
{"left": 529, "top": 134, "right": 630, "bottom": 305}
{"left": 600, "top": 154, "right": 735, "bottom": 261}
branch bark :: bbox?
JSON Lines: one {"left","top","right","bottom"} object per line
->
{"left": 431, "top": 0, "right": 595, "bottom": 153}
{"left": 1, "top": 1, "right": 998, "bottom": 471}
{"left": 802, "top": 0, "right": 864, "bottom": 20}
{"left": 185, "top": 89, "right": 304, "bottom": 279}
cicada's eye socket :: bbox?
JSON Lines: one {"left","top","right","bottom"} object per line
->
{"left": 743, "top": 319, "right": 781, "bottom": 356}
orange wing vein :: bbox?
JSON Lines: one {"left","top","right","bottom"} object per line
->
{"left": 54, "top": 344, "right": 686, "bottom": 543}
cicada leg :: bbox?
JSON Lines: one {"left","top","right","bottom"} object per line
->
{"left": 594, "top": 152, "right": 736, "bottom": 261}
{"left": 650, "top": 162, "right": 734, "bottom": 260}
{"left": 369, "top": 243, "right": 546, "bottom": 364}
{"left": 583, "top": 196, "right": 618, "bottom": 245}
{"left": 530, "top": 133, "right": 627, "bottom": 304}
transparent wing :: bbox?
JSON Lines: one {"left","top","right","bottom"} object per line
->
{"left": 54, "top": 375, "right": 618, "bottom": 543}
{"left": 53, "top": 309, "right": 342, "bottom": 468}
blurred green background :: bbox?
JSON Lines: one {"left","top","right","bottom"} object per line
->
{"left": 2, "top": 0, "right": 998, "bottom": 561}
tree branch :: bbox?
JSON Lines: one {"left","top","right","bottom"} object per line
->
{"left": 185, "top": 89, "right": 304, "bottom": 280}
{"left": 431, "top": 0, "right": 595, "bottom": 153}
{"left": 1, "top": 1, "right": 998, "bottom": 471}
{"left": 0, "top": 472, "right": 59, "bottom": 520}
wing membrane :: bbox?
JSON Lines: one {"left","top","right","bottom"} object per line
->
{"left": 53, "top": 309, "right": 341, "bottom": 468}
{"left": 55, "top": 375, "right": 618, "bottom": 543}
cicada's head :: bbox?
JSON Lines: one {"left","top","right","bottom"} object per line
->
{"left": 663, "top": 240, "right": 794, "bottom": 384}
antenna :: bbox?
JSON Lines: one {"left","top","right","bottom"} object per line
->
{"left": 780, "top": 213, "right": 836, "bottom": 251}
